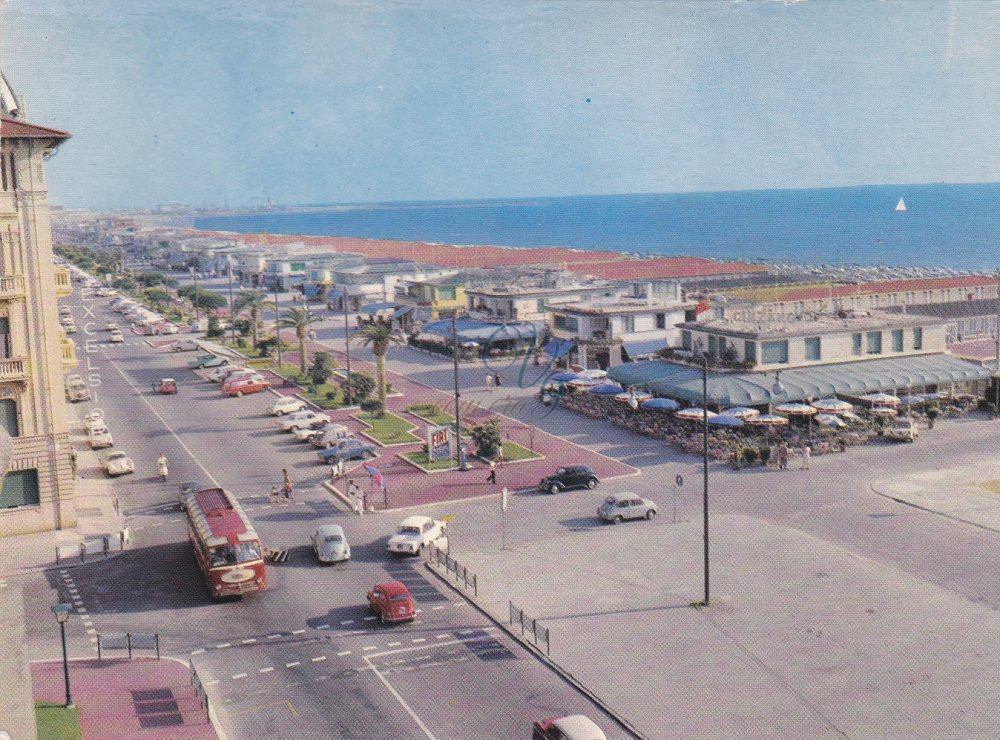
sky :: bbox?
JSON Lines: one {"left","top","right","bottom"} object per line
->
{"left": 1, "top": 0, "right": 1000, "bottom": 209}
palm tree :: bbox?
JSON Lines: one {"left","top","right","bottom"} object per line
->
{"left": 279, "top": 306, "right": 324, "bottom": 375}
{"left": 351, "top": 317, "right": 403, "bottom": 407}
{"left": 232, "top": 290, "right": 273, "bottom": 349}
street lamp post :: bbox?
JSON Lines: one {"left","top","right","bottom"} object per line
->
{"left": 343, "top": 286, "right": 353, "bottom": 407}
{"left": 227, "top": 263, "right": 236, "bottom": 344}
{"left": 51, "top": 603, "right": 73, "bottom": 708}
{"left": 452, "top": 312, "right": 466, "bottom": 470}
{"left": 193, "top": 268, "right": 200, "bottom": 329}
{"left": 701, "top": 356, "right": 710, "bottom": 606}
{"left": 806, "top": 395, "right": 814, "bottom": 445}
{"left": 272, "top": 281, "right": 282, "bottom": 371}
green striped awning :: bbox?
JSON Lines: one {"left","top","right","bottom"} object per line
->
{"left": 607, "top": 353, "right": 991, "bottom": 408}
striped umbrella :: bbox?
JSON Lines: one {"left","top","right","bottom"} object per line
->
{"left": 675, "top": 407, "right": 717, "bottom": 421}
{"left": 747, "top": 414, "right": 789, "bottom": 426}
{"left": 870, "top": 406, "right": 898, "bottom": 417}
{"left": 811, "top": 398, "right": 853, "bottom": 412}
{"left": 708, "top": 415, "right": 745, "bottom": 427}
{"left": 721, "top": 407, "right": 761, "bottom": 419}
{"left": 860, "top": 392, "right": 901, "bottom": 406}
{"left": 641, "top": 398, "right": 681, "bottom": 411}
{"left": 774, "top": 403, "right": 818, "bottom": 416}
{"left": 815, "top": 413, "right": 846, "bottom": 427}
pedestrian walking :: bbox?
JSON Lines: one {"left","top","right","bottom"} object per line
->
{"left": 494, "top": 372, "right": 502, "bottom": 388}
{"left": 496, "top": 445, "right": 505, "bottom": 465}
{"left": 485, "top": 373, "right": 494, "bottom": 392}
{"left": 778, "top": 442, "right": 789, "bottom": 471}
{"left": 68, "top": 445, "right": 78, "bottom": 479}
{"left": 282, "top": 468, "right": 293, "bottom": 499}
{"left": 308, "top": 329, "right": 317, "bottom": 342}
{"left": 486, "top": 460, "right": 497, "bottom": 485}
{"left": 802, "top": 444, "right": 811, "bottom": 470}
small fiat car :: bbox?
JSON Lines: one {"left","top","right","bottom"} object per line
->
{"left": 366, "top": 580, "right": 415, "bottom": 624}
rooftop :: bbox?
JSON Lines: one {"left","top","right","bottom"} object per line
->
{"left": 1, "top": 116, "right": 71, "bottom": 141}
{"left": 679, "top": 309, "right": 945, "bottom": 340}
{"left": 723, "top": 275, "right": 1000, "bottom": 304}
{"left": 552, "top": 298, "right": 692, "bottom": 315}
{"left": 884, "top": 297, "right": 1000, "bottom": 321}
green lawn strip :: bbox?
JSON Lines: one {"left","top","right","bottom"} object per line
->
{"left": 355, "top": 411, "right": 422, "bottom": 446}
{"left": 478, "top": 440, "right": 543, "bottom": 464}
{"left": 35, "top": 701, "right": 83, "bottom": 740}
{"left": 300, "top": 382, "right": 344, "bottom": 409}
{"left": 400, "top": 450, "right": 457, "bottom": 472}
{"left": 404, "top": 403, "right": 470, "bottom": 433}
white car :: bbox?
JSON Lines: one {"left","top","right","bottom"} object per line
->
{"left": 271, "top": 396, "right": 307, "bottom": 416}
{"left": 207, "top": 365, "right": 242, "bottom": 382}
{"left": 101, "top": 450, "right": 134, "bottom": 477}
{"left": 387, "top": 515, "right": 447, "bottom": 555}
{"left": 87, "top": 424, "right": 113, "bottom": 449}
{"left": 59, "top": 314, "right": 75, "bottom": 325}
{"left": 279, "top": 410, "right": 330, "bottom": 432}
{"left": 63, "top": 323, "right": 78, "bottom": 334}
{"left": 105, "top": 322, "right": 119, "bottom": 332}
{"left": 171, "top": 339, "right": 200, "bottom": 352}
{"left": 159, "top": 323, "right": 179, "bottom": 335}
{"left": 108, "top": 330, "right": 125, "bottom": 344}
{"left": 885, "top": 419, "right": 919, "bottom": 442}
{"left": 59, "top": 306, "right": 71, "bottom": 316}
{"left": 292, "top": 421, "right": 331, "bottom": 441}
{"left": 311, "top": 524, "right": 350, "bottom": 564}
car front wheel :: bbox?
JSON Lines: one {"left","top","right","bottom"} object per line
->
{"left": 587, "top": 478, "right": 597, "bottom": 489}
{"left": 646, "top": 509, "right": 656, "bottom": 520}
{"left": 549, "top": 484, "right": 560, "bottom": 494}
{"left": 614, "top": 515, "right": 624, "bottom": 524}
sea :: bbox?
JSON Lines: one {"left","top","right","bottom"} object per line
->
{"left": 194, "top": 182, "right": 1000, "bottom": 271}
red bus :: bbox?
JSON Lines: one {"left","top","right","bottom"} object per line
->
{"left": 184, "top": 487, "right": 267, "bottom": 598}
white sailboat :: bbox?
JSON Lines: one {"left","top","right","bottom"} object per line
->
{"left": 895, "top": 197, "right": 907, "bottom": 212}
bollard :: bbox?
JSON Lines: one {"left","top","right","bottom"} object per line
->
{"left": 156, "top": 633, "right": 160, "bottom": 660}
{"left": 97, "top": 635, "right": 102, "bottom": 662}
{"left": 79, "top": 542, "right": 85, "bottom": 563}
{"left": 55, "top": 546, "right": 60, "bottom": 565}
{"left": 473, "top": 574, "right": 477, "bottom": 597}
{"left": 103, "top": 536, "right": 109, "bottom": 557}
{"left": 127, "top": 633, "right": 133, "bottom": 660}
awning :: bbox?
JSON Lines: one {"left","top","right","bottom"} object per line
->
{"left": 303, "top": 284, "right": 322, "bottom": 298}
{"left": 325, "top": 289, "right": 344, "bottom": 300}
{"left": 607, "top": 353, "right": 991, "bottom": 408}
{"left": 391, "top": 305, "right": 414, "bottom": 319}
{"left": 544, "top": 338, "right": 575, "bottom": 358}
{"left": 622, "top": 338, "right": 667, "bottom": 358}
{"left": 421, "top": 317, "right": 536, "bottom": 342}
{"left": 360, "top": 302, "right": 399, "bottom": 315}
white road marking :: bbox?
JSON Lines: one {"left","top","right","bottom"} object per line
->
{"left": 415, "top": 609, "right": 422, "bottom": 614}
{"left": 363, "top": 646, "right": 377, "bottom": 652}
{"left": 291, "top": 629, "right": 305, "bottom": 635}
{"left": 267, "top": 633, "right": 282, "bottom": 639}
{"left": 206, "top": 679, "right": 220, "bottom": 686}
{"left": 286, "top": 661, "right": 300, "bottom": 668}
{"left": 340, "top": 620, "right": 353, "bottom": 625}
{"left": 431, "top": 606, "right": 445, "bottom": 611}
{"left": 363, "top": 655, "right": 436, "bottom": 740}
{"left": 232, "top": 673, "right": 247, "bottom": 680}
{"left": 242, "top": 638, "right": 257, "bottom": 644}
{"left": 435, "top": 634, "right": 448, "bottom": 639}
{"left": 311, "top": 656, "right": 327, "bottom": 663}
{"left": 259, "top": 667, "right": 274, "bottom": 673}
{"left": 388, "top": 641, "right": 401, "bottom": 647}
{"left": 216, "top": 643, "right": 232, "bottom": 649}
{"left": 190, "top": 648, "right": 205, "bottom": 655}
{"left": 86, "top": 629, "right": 96, "bottom": 635}
{"left": 101, "top": 351, "right": 221, "bottom": 487}
{"left": 363, "top": 616, "right": 376, "bottom": 621}
{"left": 317, "top": 624, "right": 330, "bottom": 630}
{"left": 412, "top": 638, "right": 426, "bottom": 643}
{"left": 337, "top": 650, "right": 351, "bottom": 656}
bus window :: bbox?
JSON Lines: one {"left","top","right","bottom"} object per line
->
{"left": 236, "top": 542, "right": 261, "bottom": 563}
{"left": 209, "top": 545, "right": 237, "bottom": 567}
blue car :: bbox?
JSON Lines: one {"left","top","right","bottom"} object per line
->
{"left": 317, "top": 438, "right": 377, "bottom": 464}
{"left": 188, "top": 354, "right": 229, "bottom": 369}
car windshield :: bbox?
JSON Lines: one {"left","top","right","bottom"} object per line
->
{"left": 323, "top": 535, "right": 343, "bottom": 543}
{"left": 604, "top": 496, "right": 617, "bottom": 504}
{"left": 108, "top": 453, "right": 126, "bottom": 460}
{"left": 237, "top": 542, "right": 261, "bottom": 562}
{"left": 399, "top": 526, "right": 421, "bottom": 535}
{"left": 209, "top": 545, "right": 237, "bottom": 567}
{"left": 390, "top": 594, "right": 410, "bottom": 602}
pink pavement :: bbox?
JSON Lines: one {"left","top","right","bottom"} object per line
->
{"left": 32, "top": 659, "right": 216, "bottom": 740}
{"left": 283, "top": 338, "right": 638, "bottom": 508}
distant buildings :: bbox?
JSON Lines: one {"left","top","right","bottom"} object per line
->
{"left": 0, "top": 73, "right": 77, "bottom": 535}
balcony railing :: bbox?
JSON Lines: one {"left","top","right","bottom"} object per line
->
{"left": 0, "top": 275, "right": 25, "bottom": 301}
{"left": 55, "top": 268, "right": 73, "bottom": 297}
{"left": 0, "top": 357, "right": 28, "bottom": 382}
{"left": 61, "top": 338, "right": 78, "bottom": 369}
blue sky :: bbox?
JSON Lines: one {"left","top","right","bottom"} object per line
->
{"left": 2, "top": 0, "right": 999, "bottom": 209}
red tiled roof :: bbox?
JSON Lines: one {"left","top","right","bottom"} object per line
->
{"left": 0, "top": 117, "right": 70, "bottom": 141}
{"left": 186, "top": 229, "right": 762, "bottom": 278}
{"left": 770, "top": 275, "right": 1000, "bottom": 303}
{"left": 565, "top": 257, "right": 767, "bottom": 280}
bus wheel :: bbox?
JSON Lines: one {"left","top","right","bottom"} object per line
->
{"left": 236, "top": 391, "right": 243, "bottom": 397}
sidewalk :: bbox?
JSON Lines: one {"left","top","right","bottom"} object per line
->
{"left": 2, "top": 405, "right": 127, "bottom": 578}
{"left": 32, "top": 658, "right": 216, "bottom": 740}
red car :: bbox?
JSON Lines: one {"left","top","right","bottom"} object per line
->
{"left": 155, "top": 378, "right": 178, "bottom": 394}
{"left": 532, "top": 714, "right": 606, "bottom": 740}
{"left": 366, "top": 580, "right": 416, "bottom": 624}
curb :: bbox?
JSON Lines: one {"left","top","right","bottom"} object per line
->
{"left": 868, "top": 481, "right": 1000, "bottom": 534}
{"left": 423, "top": 560, "right": 645, "bottom": 740}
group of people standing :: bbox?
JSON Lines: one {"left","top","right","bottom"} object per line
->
{"left": 484, "top": 372, "right": 503, "bottom": 391}
{"left": 772, "top": 441, "right": 810, "bottom": 470}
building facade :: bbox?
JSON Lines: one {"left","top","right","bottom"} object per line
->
{"left": 0, "top": 86, "right": 77, "bottom": 535}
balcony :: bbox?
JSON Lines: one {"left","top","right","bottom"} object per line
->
{"left": 55, "top": 268, "right": 72, "bottom": 298}
{"left": 61, "top": 338, "right": 78, "bottom": 369}
{"left": 0, "top": 357, "right": 28, "bottom": 382}
{"left": 0, "top": 275, "right": 25, "bottom": 301}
